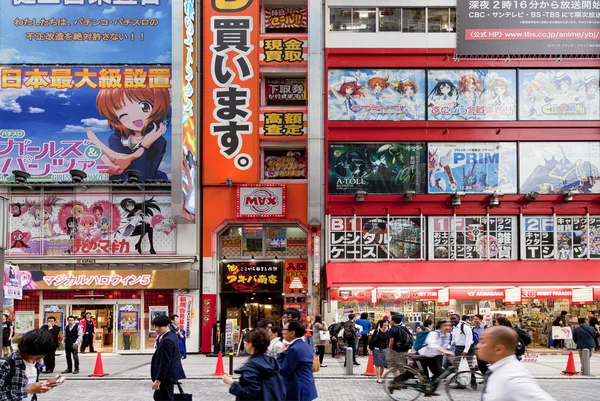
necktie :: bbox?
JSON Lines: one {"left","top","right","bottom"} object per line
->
{"left": 481, "top": 370, "right": 493, "bottom": 400}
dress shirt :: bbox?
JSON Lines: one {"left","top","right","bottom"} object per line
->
{"left": 482, "top": 355, "right": 556, "bottom": 401}
{"left": 62, "top": 323, "right": 83, "bottom": 346}
{"left": 451, "top": 321, "right": 474, "bottom": 353}
{"left": 418, "top": 331, "right": 451, "bottom": 358}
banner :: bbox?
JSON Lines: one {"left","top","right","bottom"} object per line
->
{"left": 237, "top": 185, "right": 285, "bottom": 218}
{"left": 203, "top": 0, "right": 260, "bottom": 184}
{"left": 284, "top": 258, "right": 308, "bottom": 293}
{"left": 221, "top": 261, "right": 283, "bottom": 293}
{"left": 176, "top": 294, "right": 193, "bottom": 337}
{"left": 328, "top": 142, "right": 427, "bottom": 194}
{"left": 519, "top": 70, "right": 599, "bottom": 121}
{"left": 456, "top": 1, "right": 600, "bottom": 57}
{"left": 552, "top": 326, "right": 573, "bottom": 340}
{"left": 3, "top": 264, "right": 22, "bottom": 300}
{"left": 264, "top": 149, "right": 307, "bottom": 180}
{"left": 519, "top": 142, "right": 600, "bottom": 194}
{"left": 0, "top": 0, "right": 172, "bottom": 64}
{"left": 427, "top": 70, "right": 517, "bottom": 121}
{"left": 7, "top": 191, "right": 176, "bottom": 256}
{"left": 428, "top": 142, "right": 517, "bottom": 193}
{"left": 328, "top": 69, "right": 426, "bottom": 121}
{"left": 265, "top": 78, "right": 306, "bottom": 102}
{"left": 260, "top": 36, "right": 307, "bottom": 65}
{"left": 264, "top": 7, "right": 308, "bottom": 30}
{"left": 149, "top": 306, "right": 168, "bottom": 333}
{"left": 0, "top": 66, "right": 172, "bottom": 182}
{"left": 572, "top": 287, "right": 594, "bottom": 305}
{"left": 118, "top": 305, "right": 139, "bottom": 333}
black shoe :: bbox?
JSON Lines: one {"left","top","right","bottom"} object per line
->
{"left": 353, "top": 362, "right": 360, "bottom": 366}
{"left": 471, "top": 383, "right": 478, "bottom": 390}
{"left": 43, "top": 370, "right": 53, "bottom": 374}
{"left": 320, "top": 365, "right": 328, "bottom": 367}
{"left": 61, "top": 370, "right": 72, "bottom": 374}
{"left": 455, "top": 384, "right": 467, "bottom": 390}
{"left": 90, "top": 350, "right": 97, "bottom": 353}
{"left": 73, "top": 369, "right": 79, "bottom": 374}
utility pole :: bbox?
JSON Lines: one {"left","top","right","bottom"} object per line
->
{"left": 0, "top": 196, "right": 8, "bottom": 357}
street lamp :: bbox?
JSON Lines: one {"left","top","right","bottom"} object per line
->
{"left": 0, "top": 196, "right": 8, "bottom": 357}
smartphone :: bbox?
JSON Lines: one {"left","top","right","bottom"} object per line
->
{"left": 47, "top": 375, "right": 66, "bottom": 386}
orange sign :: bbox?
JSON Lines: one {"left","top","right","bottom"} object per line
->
{"left": 284, "top": 258, "right": 308, "bottom": 293}
{"left": 203, "top": 0, "right": 259, "bottom": 184}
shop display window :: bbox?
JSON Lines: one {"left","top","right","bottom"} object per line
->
{"left": 427, "top": 8, "right": 456, "bottom": 33}
{"left": 352, "top": 9, "right": 376, "bottom": 32}
{"left": 402, "top": 8, "right": 426, "bottom": 33}
{"left": 428, "top": 216, "right": 517, "bottom": 260}
{"left": 220, "top": 225, "right": 307, "bottom": 259}
{"left": 329, "top": 7, "right": 352, "bottom": 31}
{"left": 263, "top": 148, "right": 307, "bottom": 181}
{"left": 378, "top": 8, "right": 401, "bottom": 32}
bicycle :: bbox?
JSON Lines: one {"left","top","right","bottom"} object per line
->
{"left": 383, "top": 353, "right": 484, "bottom": 401}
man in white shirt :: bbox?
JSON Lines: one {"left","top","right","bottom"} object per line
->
{"left": 450, "top": 314, "right": 476, "bottom": 389}
{"left": 476, "top": 326, "right": 556, "bottom": 401}
{"left": 417, "top": 319, "right": 454, "bottom": 381}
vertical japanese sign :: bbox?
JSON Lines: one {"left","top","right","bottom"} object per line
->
{"left": 181, "top": 0, "right": 197, "bottom": 222}
{"left": 176, "top": 293, "right": 193, "bottom": 337}
{"left": 203, "top": 0, "right": 260, "bottom": 184}
{"left": 284, "top": 258, "right": 308, "bottom": 293}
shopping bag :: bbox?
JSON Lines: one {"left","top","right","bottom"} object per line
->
{"left": 312, "top": 353, "right": 321, "bottom": 373}
{"left": 320, "top": 331, "right": 331, "bottom": 342}
{"left": 174, "top": 382, "right": 192, "bottom": 401}
{"left": 456, "top": 357, "right": 471, "bottom": 386}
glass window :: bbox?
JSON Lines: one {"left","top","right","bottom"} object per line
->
{"left": 449, "top": 8, "right": 456, "bottom": 32}
{"left": 286, "top": 227, "right": 308, "bottom": 257}
{"left": 379, "top": 8, "right": 401, "bottom": 32}
{"left": 428, "top": 8, "right": 451, "bottom": 33}
{"left": 220, "top": 226, "right": 307, "bottom": 258}
{"left": 330, "top": 7, "right": 352, "bottom": 31}
{"left": 266, "top": 228, "right": 287, "bottom": 257}
{"left": 242, "top": 227, "right": 263, "bottom": 257}
{"left": 402, "top": 8, "right": 426, "bottom": 33}
{"left": 221, "top": 226, "right": 243, "bottom": 258}
{"left": 352, "top": 9, "right": 376, "bottom": 32}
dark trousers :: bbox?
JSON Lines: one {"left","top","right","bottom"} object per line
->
{"left": 44, "top": 348, "right": 56, "bottom": 371}
{"left": 153, "top": 382, "right": 174, "bottom": 401}
{"left": 316, "top": 345, "right": 325, "bottom": 364}
{"left": 81, "top": 333, "right": 94, "bottom": 352}
{"left": 359, "top": 334, "right": 369, "bottom": 356}
{"left": 123, "top": 335, "right": 131, "bottom": 350}
{"left": 454, "top": 346, "right": 476, "bottom": 386}
{"left": 421, "top": 355, "right": 444, "bottom": 382}
{"left": 477, "top": 357, "right": 489, "bottom": 375}
{"left": 65, "top": 344, "right": 79, "bottom": 371}
{"left": 331, "top": 337, "right": 339, "bottom": 357}
{"left": 344, "top": 337, "right": 358, "bottom": 364}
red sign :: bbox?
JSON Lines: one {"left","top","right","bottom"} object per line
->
{"left": 201, "top": 294, "right": 216, "bottom": 353}
{"left": 450, "top": 289, "right": 505, "bottom": 300}
{"left": 237, "top": 185, "right": 286, "bottom": 218}
{"left": 521, "top": 289, "right": 573, "bottom": 299}
{"left": 330, "top": 290, "right": 371, "bottom": 302}
{"left": 284, "top": 258, "right": 308, "bottom": 293}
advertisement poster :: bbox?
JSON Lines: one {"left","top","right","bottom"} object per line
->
{"left": 264, "top": 7, "right": 308, "bottom": 30}
{"left": 519, "top": 142, "right": 600, "bottom": 194}
{"left": 328, "top": 69, "right": 426, "bottom": 121}
{"left": 4, "top": 264, "right": 22, "bottom": 300}
{"left": 457, "top": 1, "right": 600, "bottom": 57}
{"left": 7, "top": 191, "right": 176, "bottom": 256}
{"left": 265, "top": 78, "right": 306, "bottom": 102}
{"left": 0, "top": 66, "right": 173, "bottom": 183}
{"left": 428, "top": 142, "right": 517, "bottom": 193}
{"left": 519, "top": 70, "right": 599, "bottom": 121}
{"left": 0, "top": 1, "right": 172, "bottom": 64}
{"left": 261, "top": 37, "right": 307, "bottom": 65}
{"left": 264, "top": 149, "right": 307, "bottom": 180}
{"left": 284, "top": 258, "right": 308, "bottom": 293}
{"left": 176, "top": 294, "right": 193, "bottom": 338}
{"left": 328, "top": 142, "right": 427, "bottom": 194}
{"left": 329, "top": 216, "right": 424, "bottom": 261}
{"left": 261, "top": 110, "right": 307, "bottom": 137}
{"left": 149, "top": 306, "right": 168, "bottom": 333}
{"left": 43, "top": 306, "right": 65, "bottom": 332}
{"left": 428, "top": 216, "right": 518, "bottom": 260}
{"left": 221, "top": 261, "right": 283, "bottom": 293}
{"left": 14, "top": 311, "right": 34, "bottom": 334}
{"left": 118, "top": 305, "right": 139, "bottom": 333}
{"left": 427, "top": 70, "right": 517, "bottom": 121}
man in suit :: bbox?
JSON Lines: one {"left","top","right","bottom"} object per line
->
{"left": 151, "top": 315, "right": 186, "bottom": 401}
{"left": 40, "top": 316, "right": 61, "bottom": 373}
{"left": 277, "top": 320, "right": 318, "bottom": 401}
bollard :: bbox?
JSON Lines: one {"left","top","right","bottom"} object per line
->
{"left": 582, "top": 349, "right": 591, "bottom": 376}
{"left": 345, "top": 347, "right": 354, "bottom": 375}
{"left": 229, "top": 352, "right": 234, "bottom": 376}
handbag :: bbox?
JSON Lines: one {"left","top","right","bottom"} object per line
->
{"left": 312, "top": 353, "right": 320, "bottom": 373}
{"left": 174, "top": 382, "right": 192, "bottom": 401}
{"left": 319, "top": 330, "right": 330, "bottom": 342}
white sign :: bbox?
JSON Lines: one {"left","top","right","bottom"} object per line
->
{"left": 237, "top": 185, "right": 286, "bottom": 218}
{"left": 552, "top": 326, "right": 573, "bottom": 340}
{"left": 572, "top": 287, "right": 594, "bottom": 305}
{"left": 504, "top": 287, "right": 521, "bottom": 305}
{"left": 438, "top": 288, "right": 449, "bottom": 305}
{"left": 4, "top": 264, "right": 22, "bottom": 300}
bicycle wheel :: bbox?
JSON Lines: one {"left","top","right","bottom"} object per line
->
{"left": 444, "top": 370, "right": 484, "bottom": 401}
{"left": 382, "top": 366, "right": 427, "bottom": 401}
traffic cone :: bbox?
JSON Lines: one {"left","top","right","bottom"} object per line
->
{"left": 561, "top": 351, "right": 579, "bottom": 376}
{"left": 362, "top": 354, "right": 376, "bottom": 376}
{"left": 211, "top": 351, "right": 225, "bottom": 376}
{"left": 88, "top": 352, "right": 109, "bottom": 377}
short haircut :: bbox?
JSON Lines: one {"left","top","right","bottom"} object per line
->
{"left": 578, "top": 318, "right": 586, "bottom": 325}
{"left": 348, "top": 314, "right": 355, "bottom": 320}
{"left": 314, "top": 315, "right": 323, "bottom": 324}
{"left": 462, "top": 315, "right": 469, "bottom": 321}
{"left": 169, "top": 314, "right": 178, "bottom": 321}
{"left": 475, "top": 314, "right": 484, "bottom": 320}
{"left": 487, "top": 326, "right": 518, "bottom": 352}
{"left": 392, "top": 315, "right": 402, "bottom": 324}
{"left": 18, "top": 328, "right": 57, "bottom": 356}
{"left": 360, "top": 312, "right": 368, "bottom": 320}
{"left": 287, "top": 320, "right": 305, "bottom": 338}
{"left": 284, "top": 308, "right": 301, "bottom": 320}
{"left": 85, "top": 312, "right": 91, "bottom": 316}
{"left": 67, "top": 315, "right": 76, "bottom": 320}
{"left": 436, "top": 319, "right": 450, "bottom": 330}
{"left": 257, "top": 319, "right": 274, "bottom": 329}
{"left": 423, "top": 319, "right": 433, "bottom": 328}
{"left": 561, "top": 311, "right": 568, "bottom": 316}
{"left": 244, "top": 328, "right": 270, "bottom": 356}
{"left": 450, "top": 314, "right": 460, "bottom": 320}
{"left": 152, "top": 315, "right": 172, "bottom": 327}
{"left": 47, "top": 316, "right": 56, "bottom": 321}
{"left": 271, "top": 326, "right": 282, "bottom": 337}
{"left": 496, "top": 317, "right": 512, "bottom": 328}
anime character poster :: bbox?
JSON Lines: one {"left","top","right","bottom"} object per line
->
{"left": 263, "top": 149, "right": 307, "bottom": 180}
{"left": 428, "top": 142, "right": 517, "bottom": 194}
{"left": 328, "top": 69, "right": 426, "bottom": 121}
{"left": 519, "top": 142, "right": 600, "bottom": 194}
{"left": 118, "top": 305, "right": 139, "bottom": 333}
{"left": 328, "top": 142, "right": 427, "bottom": 194}
{"left": 519, "top": 70, "right": 600, "bottom": 121}
{"left": 427, "top": 70, "right": 517, "bottom": 121}
{"left": 0, "top": 66, "right": 172, "bottom": 183}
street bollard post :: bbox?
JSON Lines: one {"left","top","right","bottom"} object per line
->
{"left": 345, "top": 347, "right": 353, "bottom": 375}
{"left": 229, "top": 352, "right": 234, "bottom": 376}
{"left": 582, "top": 348, "right": 591, "bottom": 376}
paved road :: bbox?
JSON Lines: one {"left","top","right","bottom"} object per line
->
{"left": 38, "top": 377, "right": 600, "bottom": 401}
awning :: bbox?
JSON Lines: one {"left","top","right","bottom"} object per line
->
{"left": 326, "top": 260, "right": 600, "bottom": 288}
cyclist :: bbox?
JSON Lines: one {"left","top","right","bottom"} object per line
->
{"left": 417, "top": 319, "right": 455, "bottom": 382}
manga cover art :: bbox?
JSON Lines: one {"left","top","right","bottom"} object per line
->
{"left": 327, "top": 69, "right": 426, "bottom": 121}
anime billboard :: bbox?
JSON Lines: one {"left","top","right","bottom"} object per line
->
{"left": 328, "top": 142, "right": 427, "bottom": 194}
{"left": 0, "top": 66, "right": 172, "bottom": 182}
{"left": 7, "top": 191, "right": 176, "bottom": 256}
{"left": 327, "top": 69, "right": 426, "bottom": 121}
{"left": 519, "top": 70, "right": 599, "bottom": 121}
{"left": 428, "top": 142, "right": 517, "bottom": 194}
{"left": 427, "top": 70, "right": 517, "bottom": 121}
{"left": 519, "top": 142, "right": 600, "bottom": 194}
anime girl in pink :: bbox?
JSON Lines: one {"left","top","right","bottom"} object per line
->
{"left": 78, "top": 215, "right": 100, "bottom": 240}
{"left": 457, "top": 74, "right": 484, "bottom": 117}
{"left": 25, "top": 195, "right": 61, "bottom": 238}
{"left": 329, "top": 76, "right": 365, "bottom": 120}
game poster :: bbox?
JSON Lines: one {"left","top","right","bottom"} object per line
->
{"left": 428, "top": 142, "right": 517, "bottom": 194}
{"left": 519, "top": 142, "right": 600, "bottom": 194}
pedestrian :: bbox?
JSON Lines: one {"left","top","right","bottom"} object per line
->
{"left": 277, "top": 320, "right": 318, "bottom": 401}
{"left": 355, "top": 312, "right": 372, "bottom": 357}
{"left": 168, "top": 314, "right": 186, "bottom": 359}
{"left": 304, "top": 315, "right": 314, "bottom": 351}
{"left": 282, "top": 308, "right": 301, "bottom": 328}
{"left": 551, "top": 311, "right": 568, "bottom": 349}
{"left": 257, "top": 319, "right": 274, "bottom": 333}
{"left": 477, "top": 326, "right": 556, "bottom": 401}
{"left": 267, "top": 326, "right": 284, "bottom": 357}
{"left": 312, "top": 315, "right": 327, "bottom": 368}
{"left": 450, "top": 313, "right": 477, "bottom": 389}
{"left": 0, "top": 329, "right": 58, "bottom": 400}
{"left": 327, "top": 321, "right": 342, "bottom": 358}
{"left": 572, "top": 317, "right": 596, "bottom": 373}
{"left": 61, "top": 316, "right": 82, "bottom": 375}
{"left": 150, "top": 315, "right": 186, "bottom": 401}
{"left": 368, "top": 319, "right": 391, "bottom": 383}
{"left": 496, "top": 316, "right": 531, "bottom": 359}
{"left": 2, "top": 314, "right": 14, "bottom": 356}
{"left": 79, "top": 312, "right": 96, "bottom": 353}
{"left": 417, "top": 319, "right": 454, "bottom": 383}
{"left": 40, "top": 316, "right": 61, "bottom": 374}
{"left": 342, "top": 314, "right": 360, "bottom": 367}
{"left": 588, "top": 311, "right": 600, "bottom": 351}
{"left": 472, "top": 314, "right": 489, "bottom": 374}
{"left": 222, "top": 328, "right": 286, "bottom": 401}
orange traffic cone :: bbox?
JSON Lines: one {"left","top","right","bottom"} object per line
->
{"left": 211, "top": 351, "right": 225, "bottom": 376}
{"left": 561, "top": 351, "right": 579, "bottom": 376}
{"left": 362, "top": 354, "right": 376, "bottom": 376}
{"left": 88, "top": 352, "right": 109, "bottom": 377}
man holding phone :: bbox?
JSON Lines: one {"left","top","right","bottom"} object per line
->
{"left": 62, "top": 316, "right": 83, "bottom": 375}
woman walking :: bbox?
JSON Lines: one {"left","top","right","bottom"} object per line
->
{"left": 368, "top": 319, "right": 391, "bottom": 383}
{"left": 313, "top": 314, "right": 327, "bottom": 367}
{"left": 304, "top": 316, "right": 314, "bottom": 352}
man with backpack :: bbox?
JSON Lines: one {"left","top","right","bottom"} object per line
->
{"left": 472, "top": 314, "right": 489, "bottom": 374}
{"left": 386, "top": 314, "right": 415, "bottom": 393}
{"left": 342, "top": 314, "right": 360, "bottom": 367}
{"left": 417, "top": 319, "right": 454, "bottom": 382}
{"left": 412, "top": 319, "right": 433, "bottom": 353}
{"left": 328, "top": 321, "right": 342, "bottom": 358}
{"left": 450, "top": 314, "right": 477, "bottom": 390}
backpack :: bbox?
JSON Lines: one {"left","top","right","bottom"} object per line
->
{"left": 328, "top": 322, "right": 342, "bottom": 338}
{"left": 343, "top": 320, "right": 356, "bottom": 339}
{"left": 460, "top": 322, "right": 482, "bottom": 344}
{"left": 515, "top": 328, "right": 531, "bottom": 357}
{"left": 392, "top": 325, "right": 414, "bottom": 352}
{"left": 413, "top": 330, "right": 429, "bottom": 351}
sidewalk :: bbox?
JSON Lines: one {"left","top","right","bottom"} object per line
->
{"left": 45, "top": 351, "right": 598, "bottom": 380}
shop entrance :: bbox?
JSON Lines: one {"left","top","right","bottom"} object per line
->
{"left": 220, "top": 293, "right": 283, "bottom": 336}
{"left": 72, "top": 304, "right": 114, "bottom": 352}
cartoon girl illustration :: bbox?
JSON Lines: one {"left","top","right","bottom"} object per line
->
{"left": 65, "top": 216, "right": 78, "bottom": 239}
{"left": 86, "top": 87, "right": 171, "bottom": 181}
{"left": 99, "top": 217, "right": 110, "bottom": 238}
{"left": 92, "top": 205, "right": 104, "bottom": 223}
{"left": 578, "top": 74, "right": 599, "bottom": 119}
{"left": 118, "top": 198, "right": 161, "bottom": 254}
{"left": 78, "top": 215, "right": 99, "bottom": 240}
{"left": 480, "top": 74, "right": 515, "bottom": 119}
{"left": 26, "top": 195, "right": 61, "bottom": 238}
{"left": 72, "top": 204, "right": 84, "bottom": 219}
{"left": 428, "top": 78, "right": 458, "bottom": 120}
{"left": 523, "top": 80, "right": 554, "bottom": 119}
{"left": 364, "top": 77, "right": 397, "bottom": 120}
{"left": 457, "top": 74, "right": 483, "bottom": 118}
{"left": 552, "top": 71, "right": 576, "bottom": 104}
{"left": 329, "top": 76, "right": 365, "bottom": 120}
{"left": 396, "top": 80, "right": 421, "bottom": 121}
